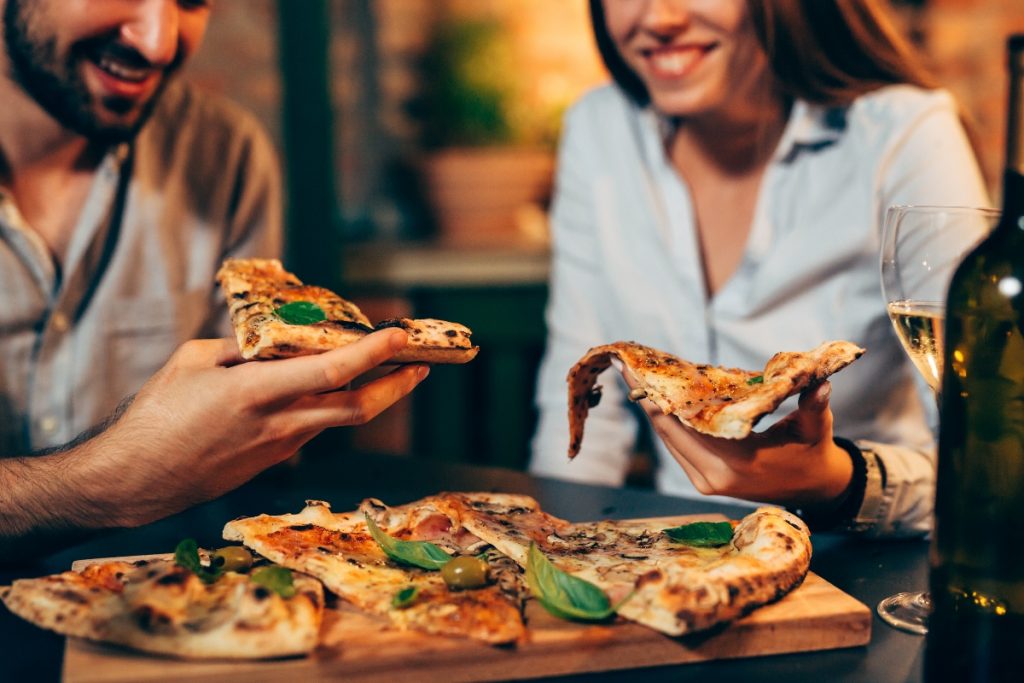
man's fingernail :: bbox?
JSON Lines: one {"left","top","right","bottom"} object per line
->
{"left": 416, "top": 365, "right": 430, "bottom": 380}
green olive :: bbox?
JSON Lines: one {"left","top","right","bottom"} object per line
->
{"left": 211, "top": 546, "right": 254, "bottom": 572}
{"left": 441, "top": 556, "right": 489, "bottom": 590}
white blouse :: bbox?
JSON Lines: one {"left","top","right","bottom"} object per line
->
{"left": 530, "top": 83, "right": 991, "bottom": 537}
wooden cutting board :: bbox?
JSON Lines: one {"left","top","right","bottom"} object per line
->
{"left": 61, "top": 514, "right": 871, "bottom": 682}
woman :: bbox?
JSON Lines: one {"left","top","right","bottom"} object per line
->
{"left": 529, "top": 0, "right": 990, "bottom": 536}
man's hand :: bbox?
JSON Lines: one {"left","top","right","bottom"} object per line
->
{"left": 624, "top": 369, "right": 853, "bottom": 508}
{"left": 0, "top": 328, "right": 427, "bottom": 558}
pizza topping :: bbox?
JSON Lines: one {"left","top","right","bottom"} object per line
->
{"left": 441, "top": 556, "right": 490, "bottom": 590}
{"left": 746, "top": 375, "right": 764, "bottom": 385}
{"left": 210, "top": 546, "right": 253, "bottom": 572}
{"left": 526, "top": 542, "right": 633, "bottom": 622}
{"left": 364, "top": 513, "right": 452, "bottom": 570}
{"left": 392, "top": 586, "right": 419, "bottom": 609}
{"left": 173, "top": 539, "right": 223, "bottom": 584}
{"left": 274, "top": 301, "right": 327, "bottom": 325}
{"left": 250, "top": 566, "right": 296, "bottom": 598}
{"left": 663, "top": 521, "right": 734, "bottom": 548}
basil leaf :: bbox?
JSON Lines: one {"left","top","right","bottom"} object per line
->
{"left": 275, "top": 301, "right": 327, "bottom": 325}
{"left": 746, "top": 375, "right": 764, "bottom": 385}
{"left": 173, "top": 538, "right": 222, "bottom": 584}
{"left": 526, "top": 543, "right": 631, "bottom": 621}
{"left": 663, "top": 521, "right": 734, "bottom": 547}
{"left": 250, "top": 565, "right": 296, "bottom": 598}
{"left": 392, "top": 585, "right": 419, "bottom": 609}
{"left": 364, "top": 513, "right": 451, "bottom": 570}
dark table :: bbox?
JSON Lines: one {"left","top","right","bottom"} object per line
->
{"left": 0, "top": 454, "right": 928, "bottom": 682}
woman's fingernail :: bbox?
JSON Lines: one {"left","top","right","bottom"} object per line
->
{"left": 416, "top": 365, "right": 430, "bottom": 380}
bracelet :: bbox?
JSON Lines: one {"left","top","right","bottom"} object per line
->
{"left": 792, "top": 437, "right": 868, "bottom": 532}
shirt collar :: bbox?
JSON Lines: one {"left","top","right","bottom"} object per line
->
{"left": 773, "top": 99, "right": 847, "bottom": 163}
{"left": 640, "top": 98, "right": 847, "bottom": 164}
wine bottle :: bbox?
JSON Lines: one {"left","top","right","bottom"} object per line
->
{"left": 925, "top": 34, "right": 1024, "bottom": 682}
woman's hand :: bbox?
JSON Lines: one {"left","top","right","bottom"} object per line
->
{"left": 624, "top": 369, "right": 854, "bottom": 509}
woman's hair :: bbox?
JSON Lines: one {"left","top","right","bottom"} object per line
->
{"left": 589, "top": 0, "right": 938, "bottom": 107}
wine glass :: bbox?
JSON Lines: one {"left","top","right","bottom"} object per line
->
{"left": 878, "top": 204, "right": 1000, "bottom": 634}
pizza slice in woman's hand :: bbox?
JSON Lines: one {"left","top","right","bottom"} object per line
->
{"left": 567, "top": 341, "right": 864, "bottom": 457}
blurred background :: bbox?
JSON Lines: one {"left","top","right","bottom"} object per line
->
{"left": 183, "top": 0, "right": 1024, "bottom": 473}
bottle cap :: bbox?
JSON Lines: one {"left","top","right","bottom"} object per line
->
{"left": 1012, "top": 34, "right": 1024, "bottom": 72}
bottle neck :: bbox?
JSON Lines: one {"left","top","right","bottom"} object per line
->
{"left": 1001, "top": 39, "right": 1024, "bottom": 223}
{"left": 1005, "top": 169, "right": 1024, "bottom": 224}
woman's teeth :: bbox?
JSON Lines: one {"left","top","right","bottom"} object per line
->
{"left": 649, "top": 49, "right": 704, "bottom": 77}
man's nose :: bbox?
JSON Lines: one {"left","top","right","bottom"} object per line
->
{"left": 119, "top": 0, "right": 180, "bottom": 67}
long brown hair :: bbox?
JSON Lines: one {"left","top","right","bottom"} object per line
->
{"left": 589, "top": 0, "right": 937, "bottom": 108}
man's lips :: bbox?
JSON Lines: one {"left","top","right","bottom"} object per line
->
{"left": 85, "top": 53, "right": 161, "bottom": 99}
{"left": 640, "top": 44, "right": 715, "bottom": 81}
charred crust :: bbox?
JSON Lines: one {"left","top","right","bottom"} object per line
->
{"left": 374, "top": 319, "right": 409, "bottom": 330}
{"left": 253, "top": 587, "right": 271, "bottom": 601}
{"left": 55, "top": 590, "right": 89, "bottom": 605}
{"left": 231, "top": 292, "right": 249, "bottom": 300}
{"left": 635, "top": 569, "right": 663, "bottom": 588}
{"left": 323, "top": 320, "right": 374, "bottom": 332}
{"left": 288, "top": 524, "right": 315, "bottom": 532}
{"left": 155, "top": 572, "right": 189, "bottom": 586}
{"left": 134, "top": 605, "right": 171, "bottom": 632}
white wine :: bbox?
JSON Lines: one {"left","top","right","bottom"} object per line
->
{"left": 887, "top": 300, "right": 944, "bottom": 393}
{"left": 926, "top": 34, "right": 1024, "bottom": 682}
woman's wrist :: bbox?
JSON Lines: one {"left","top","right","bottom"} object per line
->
{"left": 792, "top": 437, "right": 867, "bottom": 532}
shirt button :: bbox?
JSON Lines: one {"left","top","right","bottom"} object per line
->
{"left": 51, "top": 312, "right": 70, "bottom": 333}
{"left": 38, "top": 415, "right": 59, "bottom": 434}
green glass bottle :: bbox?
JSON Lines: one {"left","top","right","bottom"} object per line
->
{"left": 925, "top": 34, "right": 1024, "bottom": 682}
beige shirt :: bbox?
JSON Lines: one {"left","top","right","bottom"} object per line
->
{"left": 0, "top": 82, "right": 282, "bottom": 456}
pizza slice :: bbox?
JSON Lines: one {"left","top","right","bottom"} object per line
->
{"left": 0, "top": 554, "right": 323, "bottom": 659}
{"left": 222, "top": 499, "right": 526, "bottom": 645}
{"left": 435, "top": 493, "right": 812, "bottom": 636}
{"left": 216, "top": 258, "right": 479, "bottom": 363}
{"left": 567, "top": 340, "right": 864, "bottom": 456}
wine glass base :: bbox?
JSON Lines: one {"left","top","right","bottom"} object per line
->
{"left": 877, "top": 591, "right": 930, "bottom": 635}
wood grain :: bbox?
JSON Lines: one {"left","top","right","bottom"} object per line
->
{"left": 61, "top": 515, "right": 871, "bottom": 682}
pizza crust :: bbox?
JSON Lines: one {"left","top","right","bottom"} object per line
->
{"left": 567, "top": 340, "right": 864, "bottom": 456}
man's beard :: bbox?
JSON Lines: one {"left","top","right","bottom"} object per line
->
{"left": 3, "top": 0, "right": 178, "bottom": 145}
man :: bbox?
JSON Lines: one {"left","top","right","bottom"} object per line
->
{"left": 0, "top": 0, "right": 426, "bottom": 559}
